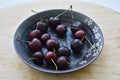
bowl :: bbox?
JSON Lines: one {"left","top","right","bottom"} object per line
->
{"left": 14, "top": 9, "right": 104, "bottom": 73}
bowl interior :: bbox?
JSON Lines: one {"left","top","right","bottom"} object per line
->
{"left": 14, "top": 9, "right": 104, "bottom": 73}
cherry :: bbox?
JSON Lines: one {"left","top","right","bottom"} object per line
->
{"left": 41, "top": 33, "right": 51, "bottom": 44}
{"left": 58, "top": 46, "right": 71, "bottom": 57}
{"left": 45, "top": 51, "right": 58, "bottom": 70}
{"left": 37, "top": 21, "right": 48, "bottom": 33}
{"left": 32, "top": 51, "right": 44, "bottom": 65}
{"left": 46, "top": 39, "right": 59, "bottom": 51}
{"left": 45, "top": 51, "right": 57, "bottom": 63}
{"left": 55, "top": 24, "right": 67, "bottom": 37}
{"left": 71, "top": 21, "right": 83, "bottom": 34}
{"left": 28, "top": 29, "right": 42, "bottom": 40}
{"left": 74, "top": 30, "right": 86, "bottom": 40}
{"left": 71, "top": 39, "right": 84, "bottom": 53}
{"left": 16, "top": 35, "right": 42, "bottom": 52}
{"left": 29, "top": 38, "right": 42, "bottom": 52}
{"left": 56, "top": 56, "right": 70, "bottom": 70}
{"left": 48, "top": 17, "right": 61, "bottom": 30}
{"left": 48, "top": 5, "right": 73, "bottom": 30}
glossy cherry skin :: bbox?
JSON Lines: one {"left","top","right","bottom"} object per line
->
{"left": 44, "top": 51, "right": 57, "bottom": 64}
{"left": 55, "top": 24, "right": 67, "bottom": 37}
{"left": 37, "top": 21, "right": 48, "bottom": 33}
{"left": 32, "top": 51, "right": 44, "bottom": 65}
{"left": 58, "top": 46, "right": 71, "bottom": 57}
{"left": 71, "top": 21, "right": 83, "bottom": 34}
{"left": 74, "top": 30, "right": 86, "bottom": 40}
{"left": 71, "top": 39, "right": 84, "bottom": 53}
{"left": 41, "top": 33, "right": 51, "bottom": 44}
{"left": 29, "top": 38, "right": 42, "bottom": 52}
{"left": 48, "top": 17, "right": 61, "bottom": 30}
{"left": 46, "top": 39, "right": 59, "bottom": 51}
{"left": 56, "top": 56, "right": 70, "bottom": 70}
{"left": 28, "top": 29, "right": 42, "bottom": 40}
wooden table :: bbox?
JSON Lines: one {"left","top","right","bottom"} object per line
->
{"left": 0, "top": 0, "right": 120, "bottom": 80}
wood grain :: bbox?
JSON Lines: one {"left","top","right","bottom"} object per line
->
{"left": 0, "top": 0, "right": 120, "bottom": 80}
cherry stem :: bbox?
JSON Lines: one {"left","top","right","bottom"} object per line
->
{"left": 16, "top": 35, "right": 30, "bottom": 43}
{"left": 53, "top": 48, "right": 56, "bottom": 53}
{"left": 70, "top": 5, "right": 74, "bottom": 19}
{"left": 81, "top": 36, "right": 85, "bottom": 42}
{"left": 36, "top": 26, "right": 39, "bottom": 30}
{"left": 31, "top": 9, "right": 38, "bottom": 13}
{"left": 31, "top": 9, "right": 49, "bottom": 23}
{"left": 85, "top": 36, "right": 94, "bottom": 49}
{"left": 36, "top": 19, "right": 44, "bottom": 29}
{"left": 51, "top": 59, "right": 58, "bottom": 71}
{"left": 56, "top": 5, "right": 72, "bottom": 18}
{"left": 71, "top": 27, "right": 81, "bottom": 29}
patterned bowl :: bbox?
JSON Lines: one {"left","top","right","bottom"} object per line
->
{"left": 14, "top": 9, "right": 104, "bottom": 73}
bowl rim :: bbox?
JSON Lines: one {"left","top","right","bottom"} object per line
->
{"left": 14, "top": 9, "right": 104, "bottom": 73}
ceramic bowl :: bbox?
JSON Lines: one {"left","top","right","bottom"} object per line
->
{"left": 14, "top": 9, "right": 104, "bottom": 73}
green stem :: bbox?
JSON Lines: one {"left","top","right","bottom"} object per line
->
{"left": 16, "top": 35, "right": 30, "bottom": 43}
{"left": 70, "top": 5, "right": 74, "bottom": 19}
{"left": 31, "top": 9, "right": 38, "bottom": 13}
{"left": 85, "top": 36, "right": 94, "bottom": 49}
{"left": 36, "top": 19, "right": 42, "bottom": 29}
{"left": 36, "top": 26, "right": 38, "bottom": 30}
{"left": 51, "top": 59, "right": 58, "bottom": 71}
{"left": 53, "top": 48, "right": 55, "bottom": 53}
{"left": 56, "top": 5, "right": 72, "bottom": 18}
{"left": 81, "top": 36, "right": 85, "bottom": 42}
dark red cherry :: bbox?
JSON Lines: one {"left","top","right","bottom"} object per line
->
{"left": 37, "top": 21, "right": 48, "bottom": 33}
{"left": 48, "top": 5, "right": 72, "bottom": 30}
{"left": 74, "top": 30, "right": 86, "bottom": 39}
{"left": 71, "top": 21, "right": 83, "bottom": 34}
{"left": 28, "top": 29, "right": 42, "bottom": 40}
{"left": 32, "top": 51, "right": 44, "bottom": 65}
{"left": 41, "top": 33, "right": 51, "bottom": 44}
{"left": 46, "top": 39, "right": 59, "bottom": 51}
{"left": 56, "top": 56, "right": 70, "bottom": 70}
{"left": 71, "top": 39, "right": 84, "bottom": 53}
{"left": 48, "top": 17, "right": 61, "bottom": 30}
{"left": 29, "top": 38, "right": 42, "bottom": 52}
{"left": 58, "top": 46, "right": 71, "bottom": 57}
{"left": 55, "top": 24, "right": 67, "bottom": 37}
{"left": 44, "top": 51, "right": 57, "bottom": 64}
